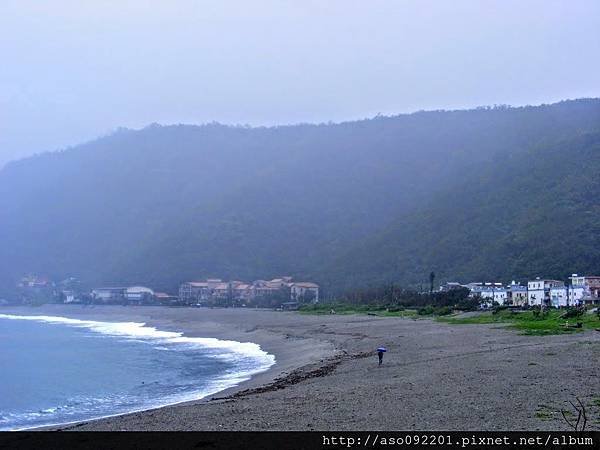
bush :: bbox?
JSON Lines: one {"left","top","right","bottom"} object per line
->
{"left": 531, "top": 306, "right": 550, "bottom": 319}
{"left": 560, "top": 307, "right": 584, "bottom": 319}
{"left": 417, "top": 305, "right": 452, "bottom": 316}
{"left": 417, "top": 305, "right": 435, "bottom": 315}
{"left": 434, "top": 306, "right": 453, "bottom": 316}
{"left": 386, "top": 305, "right": 405, "bottom": 312}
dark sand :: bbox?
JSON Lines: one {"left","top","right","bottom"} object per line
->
{"left": 3, "top": 305, "right": 599, "bottom": 431}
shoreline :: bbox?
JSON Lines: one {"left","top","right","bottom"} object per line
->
{"left": 0, "top": 304, "right": 336, "bottom": 431}
{"left": 2, "top": 304, "right": 599, "bottom": 431}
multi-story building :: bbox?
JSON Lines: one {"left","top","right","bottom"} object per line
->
{"left": 290, "top": 282, "right": 319, "bottom": 303}
{"left": 178, "top": 276, "right": 319, "bottom": 305}
{"left": 468, "top": 282, "right": 504, "bottom": 306}
{"left": 549, "top": 285, "right": 569, "bottom": 307}
{"left": 178, "top": 281, "right": 209, "bottom": 304}
{"left": 154, "top": 292, "right": 179, "bottom": 305}
{"left": 527, "top": 278, "right": 564, "bottom": 306}
{"left": 492, "top": 288, "right": 508, "bottom": 305}
{"left": 507, "top": 282, "right": 528, "bottom": 306}
{"left": 125, "top": 286, "right": 155, "bottom": 303}
{"left": 91, "top": 287, "right": 127, "bottom": 303}
{"left": 586, "top": 276, "right": 600, "bottom": 300}
{"left": 569, "top": 274, "right": 600, "bottom": 305}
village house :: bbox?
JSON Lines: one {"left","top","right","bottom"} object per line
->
{"left": 569, "top": 274, "right": 600, "bottom": 305}
{"left": 468, "top": 282, "right": 504, "bottom": 307}
{"left": 154, "top": 292, "right": 179, "bottom": 305}
{"left": 125, "top": 286, "right": 155, "bottom": 304}
{"left": 233, "top": 283, "right": 253, "bottom": 301}
{"left": 549, "top": 285, "right": 569, "bottom": 307}
{"left": 527, "top": 278, "right": 564, "bottom": 306}
{"left": 492, "top": 287, "right": 508, "bottom": 305}
{"left": 62, "top": 290, "right": 79, "bottom": 303}
{"left": 462, "top": 275, "right": 597, "bottom": 309}
{"left": 19, "top": 274, "right": 52, "bottom": 289}
{"left": 266, "top": 277, "right": 293, "bottom": 289}
{"left": 586, "top": 276, "right": 600, "bottom": 299}
{"left": 438, "top": 282, "right": 464, "bottom": 292}
{"left": 290, "top": 282, "right": 319, "bottom": 303}
{"left": 178, "top": 276, "right": 319, "bottom": 305}
{"left": 469, "top": 285, "right": 491, "bottom": 300}
{"left": 178, "top": 281, "right": 209, "bottom": 304}
{"left": 507, "top": 282, "right": 528, "bottom": 306}
{"left": 91, "top": 287, "right": 127, "bottom": 303}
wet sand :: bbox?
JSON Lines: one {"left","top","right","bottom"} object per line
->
{"left": 3, "top": 305, "right": 599, "bottom": 430}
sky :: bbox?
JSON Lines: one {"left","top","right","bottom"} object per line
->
{"left": 1, "top": 0, "right": 599, "bottom": 167}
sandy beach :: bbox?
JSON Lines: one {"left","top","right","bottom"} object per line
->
{"left": 2, "top": 305, "right": 599, "bottom": 431}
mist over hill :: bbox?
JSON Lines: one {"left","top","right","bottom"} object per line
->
{"left": 1, "top": 99, "right": 600, "bottom": 297}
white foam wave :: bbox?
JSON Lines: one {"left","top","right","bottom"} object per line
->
{"left": 0, "top": 313, "right": 274, "bottom": 363}
{"left": 0, "top": 312, "right": 276, "bottom": 430}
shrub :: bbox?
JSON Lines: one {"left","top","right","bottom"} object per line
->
{"left": 454, "top": 297, "right": 480, "bottom": 311}
{"left": 434, "top": 306, "right": 453, "bottom": 316}
{"left": 417, "top": 305, "right": 435, "bottom": 315}
{"left": 386, "top": 305, "right": 405, "bottom": 312}
{"left": 561, "top": 307, "right": 584, "bottom": 319}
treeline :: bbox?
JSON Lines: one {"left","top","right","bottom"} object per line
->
{"left": 332, "top": 285, "right": 479, "bottom": 311}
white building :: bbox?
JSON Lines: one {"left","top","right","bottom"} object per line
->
{"left": 549, "top": 286, "right": 569, "bottom": 307}
{"left": 439, "top": 282, "right": 463, "bottom": 292}
{"left": 125, "top": 286, "right": 155, "bottom": 303}
{"left": 527, "top": 278, "right": 564, "bottom": 306}
{"left": 569, "top": 274, "right": 600, "bottom": 305}
{"left": 91, "top": 287, "right": 126, "bottom": 302}
{"left": 508, "top": 282, "right": 528, "bottom": 306}
{"left": 469, "top": 283, "right": 504, "bottom": 307}
{"left": 493, "top": 288, "right": 508, "bottom": 305}
{"left": 62, "top": 290, "right": 79, "bottom": 303}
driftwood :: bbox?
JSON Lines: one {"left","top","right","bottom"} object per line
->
{"left": 560, "top": 397, "right": 587, "bottom": 431}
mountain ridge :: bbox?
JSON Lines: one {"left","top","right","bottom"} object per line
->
{"left": 1, "top": 99, "right": 600, "bottom": 297}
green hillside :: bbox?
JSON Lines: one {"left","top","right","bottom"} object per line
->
{"left": 325, "top": 131, "right": 600, "bottom": 291}
{"left": 1, "top": 99, "right": 599, "bottom": 297}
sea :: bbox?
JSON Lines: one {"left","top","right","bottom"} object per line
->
{"left": 0, "top": 313, "right": 275, "bottom": 430}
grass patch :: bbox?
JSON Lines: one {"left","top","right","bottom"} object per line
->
{"left": 437, "top": 309, "right": 600, "bottom": 336}
{"left": 298, "top": 303, "right": 419, "bottom": 317}
{"left": 535, "top": 410, "right": 553, "bottom": 421}
{"left": 535, "top": 404, "right": 557, "bottom": 421}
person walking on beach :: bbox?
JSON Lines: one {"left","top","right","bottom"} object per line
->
{"left": 377, "top": 347, "right": 386, "bottom": 366}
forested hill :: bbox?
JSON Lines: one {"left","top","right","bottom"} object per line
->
{"left": 1, "top": 99, "right": 600, "bottom": 297}
{"left": 324, "top": 131, "right": 600, "bottom": 291}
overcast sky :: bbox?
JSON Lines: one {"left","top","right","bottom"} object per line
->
{"left": 1, "top": 0, "right": 599, "bottom": 167}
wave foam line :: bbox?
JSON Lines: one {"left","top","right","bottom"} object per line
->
{"left": 0, "top": 313, "right": 275, "bottom": 362}
{"left": 0, "top": 313, "right": 276, "bottom": 430}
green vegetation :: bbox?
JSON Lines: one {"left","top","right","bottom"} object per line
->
{"left": 535, "top": 405, "right": 554, "bottom": 421}
{"left": 299, "top": 285, "right": 478, "bottom": 317}
{"left": 298, "top": 303, "right": 418, "bottom": 318}
{"left": 438, "top": 308, "right": 600, "bottom": 336}
{"left": 1, "top": 99, "right": 600, "bottom": 297}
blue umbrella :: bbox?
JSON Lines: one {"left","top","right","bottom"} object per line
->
{"left": 377, "top": 347, "right": 387, "bottom": 352}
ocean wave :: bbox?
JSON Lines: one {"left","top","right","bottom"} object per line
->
{"left": 0, "top": 313, "right": 276, "bottom": 430}
{"left": 0, "top": 313, "right": 274, "bottom": 363}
